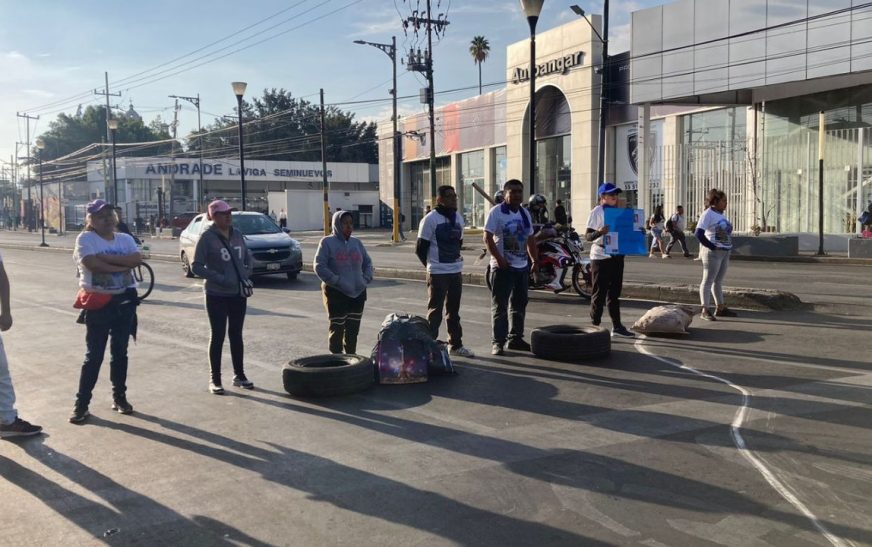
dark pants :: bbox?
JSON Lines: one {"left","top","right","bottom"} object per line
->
{"left": 206, "top": 294, "right": 247, "bottom": 383}
{"left": 490, "top": 267, "right": 529, "bottom": 345}
{"left": 590, "top": 256, "right": 625, "bottom": 327}
{"left": 322, "top": 285, "right": 366, "bottom": 354}
{"left": 427, "top": 272, "right": 463, "bottom": 348}
{"left": 666, "top": 230, "right": 690, "bottom": 255}
{"left": 75, "top": 290, "right": 138, "bottom": 407}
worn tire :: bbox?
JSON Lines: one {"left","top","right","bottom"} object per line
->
{"left": 181, "top": 251, "right": 195, "bottom": 278}
{"left": 531, "top": 325, "right": 610, "bottom": 362}
{"left": 283, "top": 354, "right": 374, "bottom": 397}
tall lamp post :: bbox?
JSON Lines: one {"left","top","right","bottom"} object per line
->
{"left": 108, "top": 117, "right": 119, "bottom": 205}
{"left": 354, "top": 37, "right": 401, "bottom": 243}
{"left": 35, "top": 139, "right": 48, "bottom": 247}
{"left": 231, "top": 81, "right": 248, "bottom": 211}
{"left": 520, "top": 0, "right": 545, "bottom": 193}
{"left": 571, "top": 4, "right": 609, "bottom": 185}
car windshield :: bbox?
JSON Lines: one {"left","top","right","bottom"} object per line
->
{"left": 233, "top": 214, "right": 282, "bottom": 235}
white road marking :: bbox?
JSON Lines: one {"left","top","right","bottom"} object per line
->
{"left": 634, "top": 335, "right": 850, "bottom": 547}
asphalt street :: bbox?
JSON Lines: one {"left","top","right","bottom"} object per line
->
{"left": 0, "top": 246, "right": 870, "bottom": 546}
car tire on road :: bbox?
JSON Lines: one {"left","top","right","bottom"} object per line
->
{"left": 531, "top": 325, "right": 610, "bottom": 362}
{"left": 282, "top": 354, "right": 374, "bottom": 397}
{"left": 287, "top": 272, "right": 298, "bottom": 281}
{"left": 181, "top": 252, "right": 195, "bottom": 278}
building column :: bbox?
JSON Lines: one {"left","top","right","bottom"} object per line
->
{"left": 637, "top": 103, "right": 651, "bottom": 213}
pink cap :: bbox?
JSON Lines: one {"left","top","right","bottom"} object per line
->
{"left": 207, "top": 200, "right": 232, "bottom": 218}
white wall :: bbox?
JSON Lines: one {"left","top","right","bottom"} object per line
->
{"left": 268, "top": 189, "right": 380, "bottom": 231}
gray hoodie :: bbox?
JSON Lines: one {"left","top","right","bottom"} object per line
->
{"left": 314, "top": 211, "right": 374, "bottom": 298}
{"left": 192, "top": 225, "right": 253, "bottom": 296}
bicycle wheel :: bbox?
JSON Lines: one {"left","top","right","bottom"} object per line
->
{"left": 134, "top": 262, "right": 155, "bottom": 301}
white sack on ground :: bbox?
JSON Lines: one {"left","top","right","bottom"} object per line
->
{"left": 633, "top": 305, "right": 695, "bottom": 335}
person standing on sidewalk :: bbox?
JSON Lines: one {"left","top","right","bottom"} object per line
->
{"left": 315, "top": 210, "right": 373, "bottom": 354}
{"left": 648, "top": 205, "right": 666, "bottom": 258}
{"left": 192, "top": 200, "right": 255, "bottom": 394}
{"left": 585, "top": 183, "right": 634, "bottom": 338}
{"left": 484, "top": 179, "right": 537, "bottom": 356}
{"left": 416, "top": 185, "right": 474, "bottom": 358}
{"left": 0, "top": 252, "right": 42, "bottom": 438}
{"left": 70, "top": 200, "right": 142, "bottom": 423}
{"left": 279, "top": 209, "right": 288, "bottom": 229}
{"left": 695, "top": 189, "right": 737, "bottom": 321}
{"left": 664, "top": 205, "right": 692, "bottom": 258}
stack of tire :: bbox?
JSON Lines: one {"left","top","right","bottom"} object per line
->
{"left": 530, "top": 325, "right": 611, "bottom": 362}
{"left": 283, "top": 354, "right": 373, "bottom": 397}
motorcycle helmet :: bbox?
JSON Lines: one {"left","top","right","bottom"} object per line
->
{"left": 528, "top": 193, "right": 546, "bottom": 209}
{"left": 493, "top": 190, "right": 505, "bottom": 205}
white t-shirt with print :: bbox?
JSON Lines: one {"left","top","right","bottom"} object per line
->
{"left": 484, "top": 205, "right": 534, "bottom": 270}
{"left": 418, "top": 210, "right": 464, "bottom": 275}
{"left": 74, "top": 231, "right": 139, "bottom": 293}
{"left": 585, "top": 205, "right": 614, "bottom": 261}
{"left": 697, "top": 208, "right": 733, "bottom": 250}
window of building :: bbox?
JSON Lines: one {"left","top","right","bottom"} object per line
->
{"left": 460, "top": 150, "right": 485, "bottom": 227}
{"left": 409, "top": 157, "right": 451, "bottom": 227}
{"left": 493, "top": 146, "right": 507, "bottom": 193}
{"left": 536, "top": 135, "right": 572, "bottom": 220}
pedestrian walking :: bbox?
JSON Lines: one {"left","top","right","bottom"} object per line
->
{"left": 553, "top": 199, "right": 568, "bottom": 226}
{"left": 484, "top": 179, "right": 537, "bottom": 355}
{"left": 695, "top": 189, "right": 737, "bottom": 321}
{"left": 314, "top": 210, "right": 373, "bottom": 354}
{"left": 648, "top": 205, "right": 666, "bottom": 258}
{"left": 192, "top": 200, "right": 255, "bottom": 394}
{"left": 664, "top": 205, "right": 692, "bottom": 258}
{"left": 0, "top": 252, "right": 42, "bottom": 438}
{"left": 416, "top": 185, "right": 474, "bottom": 358}
{"left": 279, "top": 209, "right": 288, "bottom": 229}
{"left": 69, "top": 200, "right": 142, "bottom": 423}
{"left": 585, "top": 183, "right": 634, "bottom": 338}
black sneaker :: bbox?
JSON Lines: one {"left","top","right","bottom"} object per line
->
{"left": 591, "top": 318, "right": 601, "bottom": 327}
{"left": 0, "top": 417, "right": 43, "bottom": 438}
{"left": 111, "top": 396, "right": 134, "bottom": 415}
{"left": 232, "top": 375, "right": 254, "bottom": 390}
{"left": 611, "top": 325, "right": 635, "bottom": 338}
{"left": 506, "top": 338, "right": 531, "bottom": 351}
{"left": 69, "top": 405, "right": 90, "bottom": 424}
{"left": 700, "top": 308, "right": 717, "bottom": 321}
{"left": 715, "top": 307, "right": 738, "bottom": 318}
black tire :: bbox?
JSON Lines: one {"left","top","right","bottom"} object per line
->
{"left": 135, "top": 262, "right": 155, "bottom": 301}
{"left": 286, "top": 272, "right": 298, "bottom": 281}
{"left": 283, "top": 354, "right": 374, "bottom": 397}
{"left": 181, "top": 251, "right": 195, "bottom": 278}
{"left": 572, "top": 263, "right": 593, "bottom": 299}
{"left": 531, "top": 324, "right": 610, "bottom": 362}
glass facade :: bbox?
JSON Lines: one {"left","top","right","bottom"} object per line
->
{"left": 494, "top": 146, "right": 507, "bottom": 192}
{"left": 536, "top": 135, "right": 572, "bottom": 220}
{"left": 409, "top": 157, "right": 451, "bottom": 227}
{"left": 460, "top": 150, "right": 486, "bottom": 228}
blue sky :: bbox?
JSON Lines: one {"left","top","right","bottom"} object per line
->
{"left": 1, "top": 0, "right": 657, "bottom": 166}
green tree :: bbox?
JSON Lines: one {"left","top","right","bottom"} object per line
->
{"left": 469, "top": 36, "right": 490, "bottom": 95}
{"left": 190, "top": 88, "right": 377, "bottom": 164}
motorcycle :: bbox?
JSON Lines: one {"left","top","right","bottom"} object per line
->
{"left": 483, "top": 223, "right": 593, "bottom": 299}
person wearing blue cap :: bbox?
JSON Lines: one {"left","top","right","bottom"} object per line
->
{"left": 584, "top": 183, "right": 634, "bottom": 338}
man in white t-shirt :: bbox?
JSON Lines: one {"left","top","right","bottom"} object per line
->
{"left": 0, "top": 252, "right": 43, "bottom": 438}
{"left": 584, "top": 183, "right": 634, "bottom": 338}
{"left": 484, "top": 179, "right": 537, "bottom": 355}
{"left": 416, "top": 185, "right": 474, "bottom": 358}
{"left": 664, "top": 205, "right": 692, "bottom": 258}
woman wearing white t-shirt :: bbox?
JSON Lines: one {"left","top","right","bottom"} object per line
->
{"left": 695, "top": 189, "right": 737, "bottom": 321}
{"left": 69, "top": 200, "right": 142, "bottom": 423}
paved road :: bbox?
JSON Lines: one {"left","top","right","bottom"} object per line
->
{"left": 0, "top": 247, "right": 870, "bottom": 545}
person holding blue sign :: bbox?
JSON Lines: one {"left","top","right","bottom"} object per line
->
{"left": 584, "top": 183, "right": 634, "bottom": 338}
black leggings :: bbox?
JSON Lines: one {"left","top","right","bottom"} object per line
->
{"left": 205, "top": 294, "right": 247, "bottom": 382}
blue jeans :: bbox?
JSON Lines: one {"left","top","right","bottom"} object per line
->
{"left": 490, "top": 267, "right": 529, "bottom": 345}
{"left": 75, "top": 290, "right": 138, "bottom": 407}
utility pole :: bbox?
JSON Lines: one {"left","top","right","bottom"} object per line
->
{"left": 169, "top": 93, "right": 204, "bottom": 210}
{"left": 320, "top": 88, "right": 330, "bottom": 236}
{"left": 16, "top": 114, "right": 38, "bottom": 231}
{"left": 404, "top": 1, "right": 449, "bottom": 206}
{"left": 169, "top": 98, "right": 180, "bottom": 217}
{"left": 94, "top": 72, "right": 121, "bottom": 200}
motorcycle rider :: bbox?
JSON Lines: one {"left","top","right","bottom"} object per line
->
{"left": 527, "top": 194, "right": 563, "bottom": 291}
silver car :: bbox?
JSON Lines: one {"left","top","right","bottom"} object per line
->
{"left": 179, "top": 211, "right": 303, "bottom": 281}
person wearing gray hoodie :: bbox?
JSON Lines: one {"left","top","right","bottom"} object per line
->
{"left": 314, "top": 211, "right": 374, "bottom": 354}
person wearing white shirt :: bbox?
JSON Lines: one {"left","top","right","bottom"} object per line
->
{"left": 416, "top": 186, "right": 474, "bottom": 358}
{"left": 664, "top": 205, "right": 692, "bottom": 258}
{"left": 695, "top": 189, "right": 737, "bottom": 321}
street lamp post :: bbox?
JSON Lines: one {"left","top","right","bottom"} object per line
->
{"left": 35, "top": 138, "right": 47, "bottom": 247}
{"left": 231, "top": 81, "right": 248, "bottom": 211}
{"left": 521, "top": 0, "right": 545, "bottom": 193}
{"left": 108, "top": 117, "right": 119, "bottom": 205}
{"left": 354, "top": 37, "right": 401, "bottom": 243}
{"left": 571, "top": 3, "right": 609, "bottom": 185}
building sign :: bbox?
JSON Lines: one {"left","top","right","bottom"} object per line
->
{"left": 143, "top": 162, "right": 333, "bottom": 179}
{"left": 614, "top": 122, "right": 663, "bottom": 191}
{"left": 511, "top": 51, "right": 585, "bottom": 84}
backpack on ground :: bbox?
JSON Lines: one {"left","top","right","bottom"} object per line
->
{"left": 371, "top": 313, "right": 455, "bottom": 384}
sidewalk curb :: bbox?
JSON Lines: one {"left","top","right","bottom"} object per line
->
{"left": 0, "top": 242, "right": 805, "bottom": 311}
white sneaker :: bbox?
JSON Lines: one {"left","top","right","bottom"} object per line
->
{"left": 449, "top": 346, "right": 475, "bottom": 358}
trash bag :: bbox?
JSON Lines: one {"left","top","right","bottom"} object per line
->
{"left": 371, "top": 313, "right": 455, "bottom": 384}
{"left": 632, "top": 305, "right": 695, "bottom": 335}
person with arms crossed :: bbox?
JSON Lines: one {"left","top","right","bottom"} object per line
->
{"left": 416, "top": 185, "right": 474, "bottom": 358}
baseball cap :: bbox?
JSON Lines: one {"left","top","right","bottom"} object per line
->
{"left": 86, "top": 199, "right": 113, "bottom": 214}
{"left": 207, "top": 199, "right": 232, "bottom": 218}
{"left": 597, "top": 182, "right": 622, "bottom": 195}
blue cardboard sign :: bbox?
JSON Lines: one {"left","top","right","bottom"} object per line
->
{"left": 602, "top": 208, "right": 647, "bottom": 256}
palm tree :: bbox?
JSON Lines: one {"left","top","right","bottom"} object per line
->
{"left": 469, "top": 36, "right": 490, "bottom": 95}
